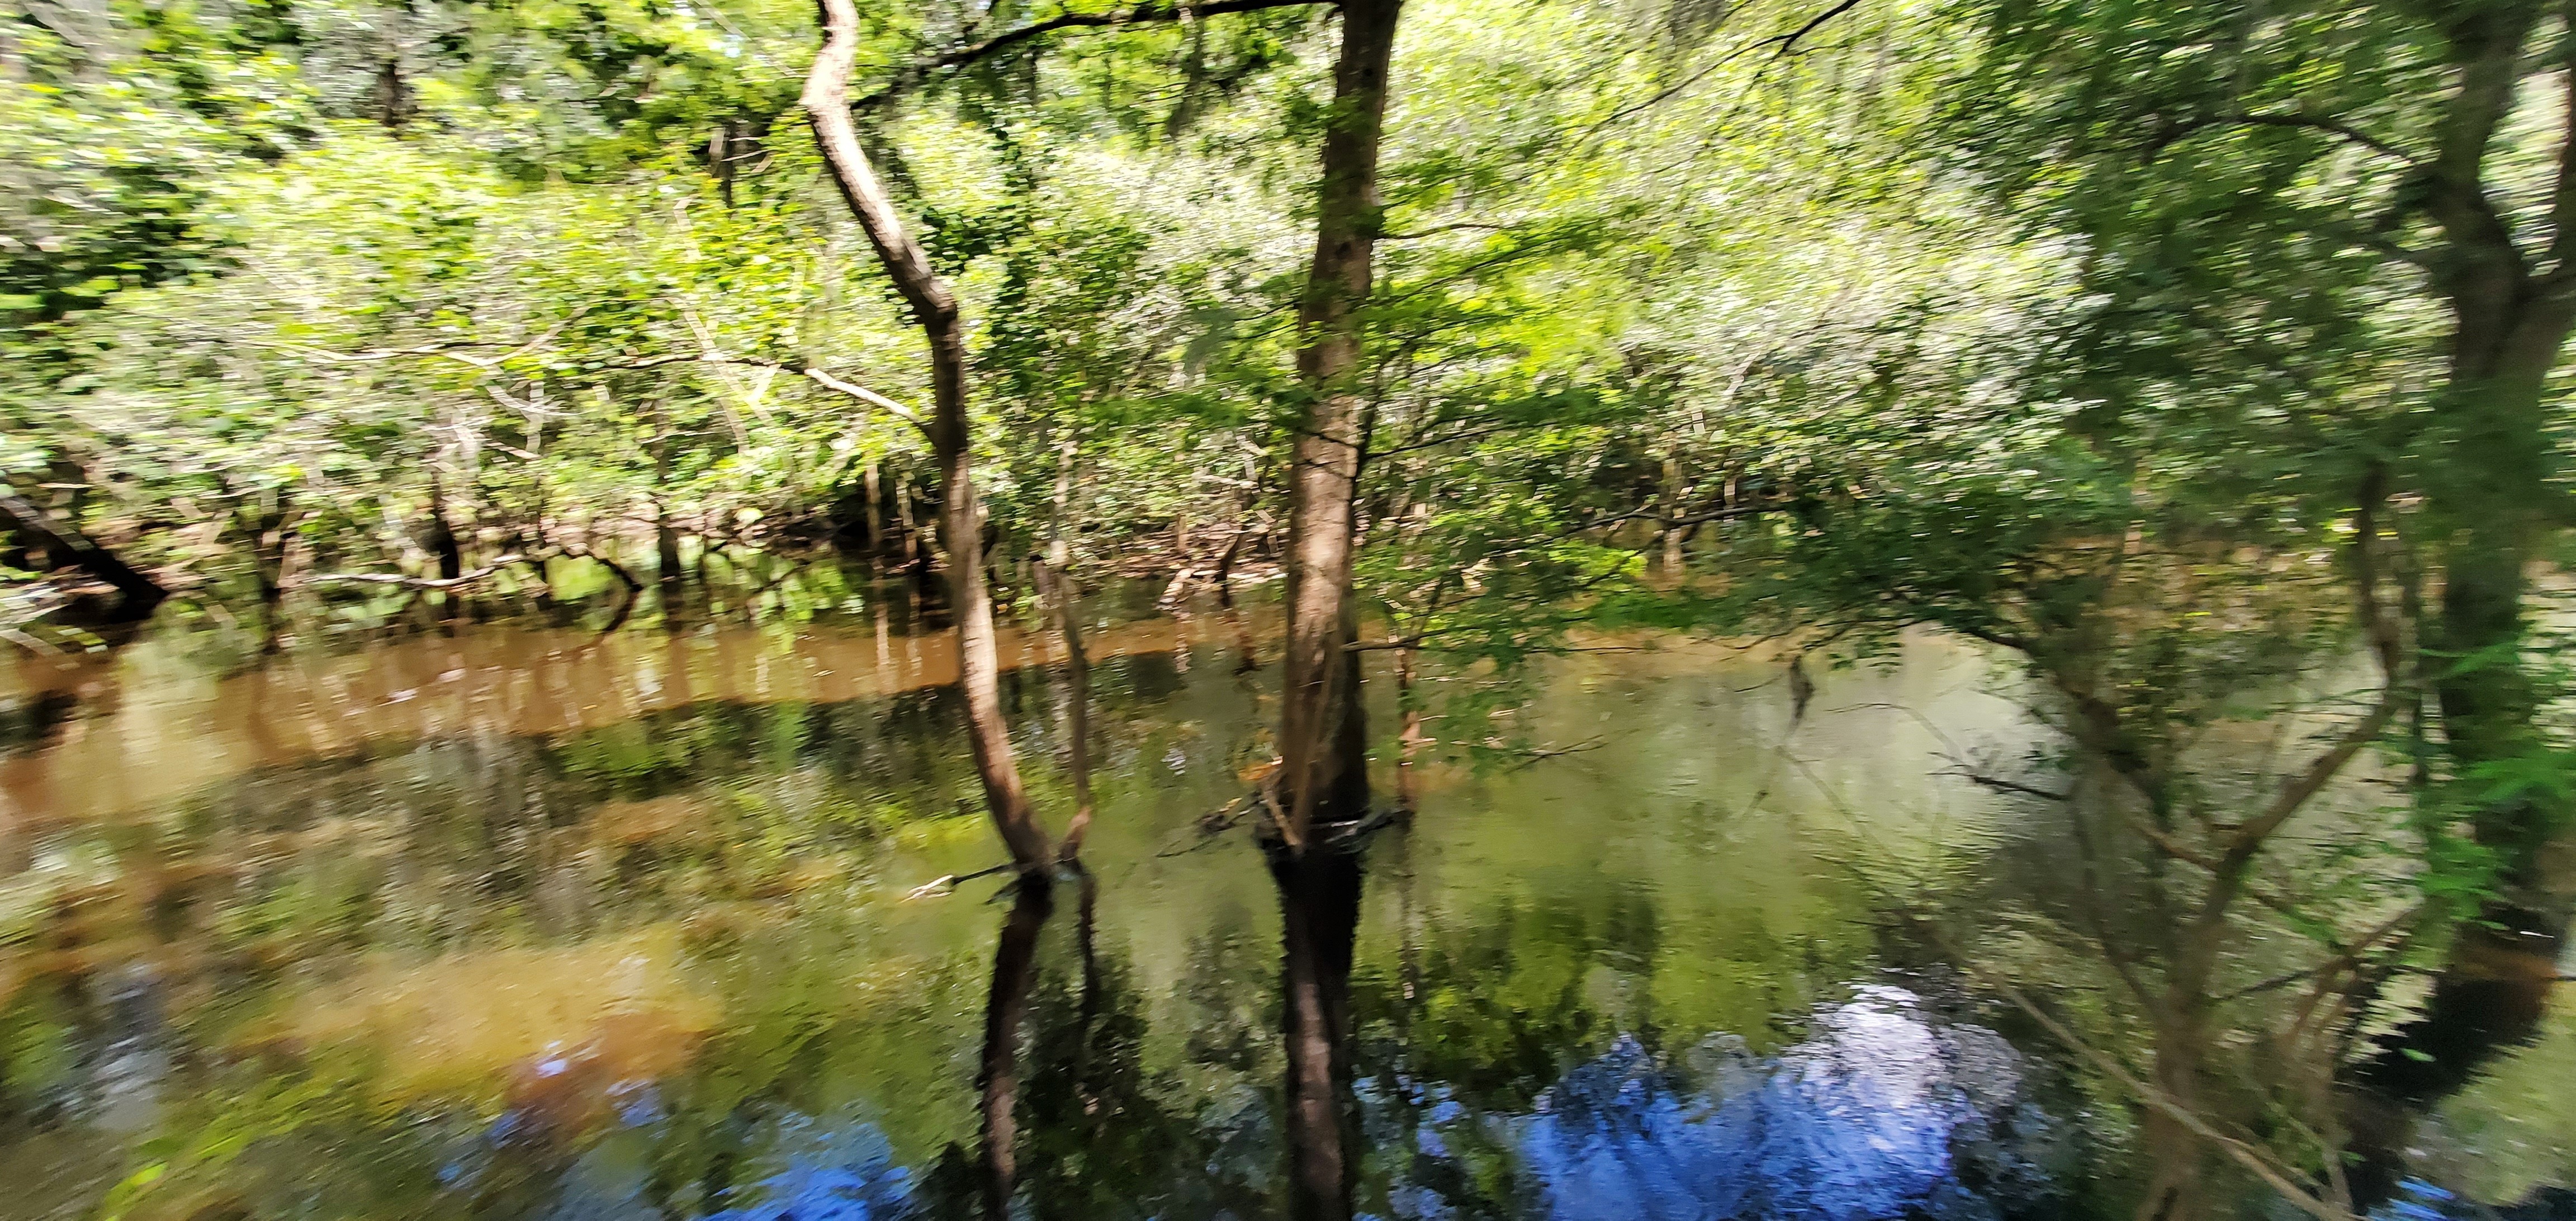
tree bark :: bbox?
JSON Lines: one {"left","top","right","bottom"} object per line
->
{"left": 804, "top": 0, "right": 1053, "bottom": 873}
{"left": 1276, "top": 0, "right": 1403, "bottom": 848}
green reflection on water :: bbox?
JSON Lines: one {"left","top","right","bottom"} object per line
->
{"left": 0, "top": 607, "right": 2559, "bottom": 1220}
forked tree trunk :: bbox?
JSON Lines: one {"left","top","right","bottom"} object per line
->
{"left": 1276, "top": 0, "right": 1403, "bottom": 848}
{"left": 803, "top": 0, "right": 1052, "bottom": 873}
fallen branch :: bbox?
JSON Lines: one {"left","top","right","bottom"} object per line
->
{"left": 1502, "top": 735, "right": 1607, "bottom": 772}
{"left": 906, "top": 861, "right": 1019, "bottom": 899}
{"left": 305, "top": 553, "right": 529, "bottom": 591}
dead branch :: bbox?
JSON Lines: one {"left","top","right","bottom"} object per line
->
{"left": 304, "top": 553, "right": 531, "bottom": 591}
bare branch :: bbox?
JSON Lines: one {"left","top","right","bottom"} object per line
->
{"left": 855, "top": 0, "right": 1327, "bottom": 108}
{"left": 305, "top": 553, "right": 531, "bottom": 591}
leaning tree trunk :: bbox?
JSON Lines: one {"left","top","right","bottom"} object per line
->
{"left": 0, "top": 489, "right": 166, "bottom": 623}
{"left": 1276, "top": 0, "right": 1403, "bottom": 849}
{"left": 803, "top": 0, "right": 1052, "bottom": 873}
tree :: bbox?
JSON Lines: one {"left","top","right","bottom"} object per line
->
{"left": 1957, "top": 0, "right": 2576, "bottom": 919}
{"left": 803, "top": 0, "right": 1053, "bottom": 874}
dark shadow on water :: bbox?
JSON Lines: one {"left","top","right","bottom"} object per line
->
{"left": 2349, "top": 905, "right": 2569, "bottom": 1212}
{"left": 1272, "top": 843, "right": 1365, "bottom": 1221}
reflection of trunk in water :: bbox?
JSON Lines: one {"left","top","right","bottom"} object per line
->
{"left": 1035, "top": 560, "right": 1096, "bottom": 862}
{"left": 979, "top": 880, "right": 1054, "bottom": 1220}
{"left": 1221, "top": 602, "right": 1261, "bottom": 676}
{"left": 2346, "top": 905, "right": 2566, "bottom": 1207}
{"left": 1271, "top": 845, "right": 1364, "bottom": 1221}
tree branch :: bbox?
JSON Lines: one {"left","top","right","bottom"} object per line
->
{"left": 2152, "top": 113, "right": 2417, "bottom": 165}
{"left": 305, "top": 553, "right": 531, "bottom": 590}
{"left": 2419, "top": 6, "right": 2538, "bottom": 267}
{"left": 855, "top": 0, "right": 1328, "bottom": 108}
{"left": 1909, "top": 918, "right": 2362, "bottom": 1221}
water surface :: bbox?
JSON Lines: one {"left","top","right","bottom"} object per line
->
{"left": 0, "top": 595, "right": 2565, "bottom": 1220}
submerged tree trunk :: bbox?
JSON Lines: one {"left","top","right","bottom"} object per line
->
{"left": 1276, "top": 0, "right": 1403, "bottom": 848}
{"left": 804, "top": 0, "right": 1052, "bottom": 873}
{"left": 423, "top": 476, "right": 464, "bottom": 583}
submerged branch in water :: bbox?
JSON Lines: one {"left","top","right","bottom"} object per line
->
{"left": 1907, "top": 916, "right": 2362, "bottom": 1221}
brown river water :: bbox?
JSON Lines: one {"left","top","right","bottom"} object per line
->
{"left": 0, "top": 587, "right": 2566, "bottom": 1220}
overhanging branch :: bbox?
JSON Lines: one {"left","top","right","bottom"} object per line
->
{"left": 855, "top": 0, "right": 1328, "bottom": 108}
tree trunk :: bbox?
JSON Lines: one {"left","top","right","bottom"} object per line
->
{"left": 424, "top": 475, "right": 464, "bottom": 583}
{"left": 1276, "top": 0, "right": 1403, "bottom": 848}
{"left": 861, "top": 460, "right": 884, "bottom": 560}
{"left": 1213, "top": 528, "right": 1244, "bottom": 607}
{"left": 2410, "top": 2, "right": 2576, "bottom": 917}
{"left": 2427, "top": 315, "right": 2570, "bottom": 895}
{"left": 804, "top": 0, "right": 1053, "bottom": 873}
{"left": 896, "top": 475, "right": 920, "bottom": 566}
{"left": 1049, "top": 422, "right": 1079, "bottom": 567}
{"left": 1395, "top": 642, "right": 1424, "bottom": 815}
{"left": 0, "top": 490, "right": 166, "bottom": 623}
{"left": 1659, "top": 456, "right": 1689, "bottom": 573}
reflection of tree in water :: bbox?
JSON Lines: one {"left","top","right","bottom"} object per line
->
{"left": 1357, "top": 882, "right": 1666, "bottom": 1113}
{"left": 986, "top": 874, "right": 1275, "bottom": 1221}
{"left": 1335, "top": 835, "right": 2071, "bottom": 1221}
{"left": 1469, "top": 990, "right": 2062, "bottom": 1221}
